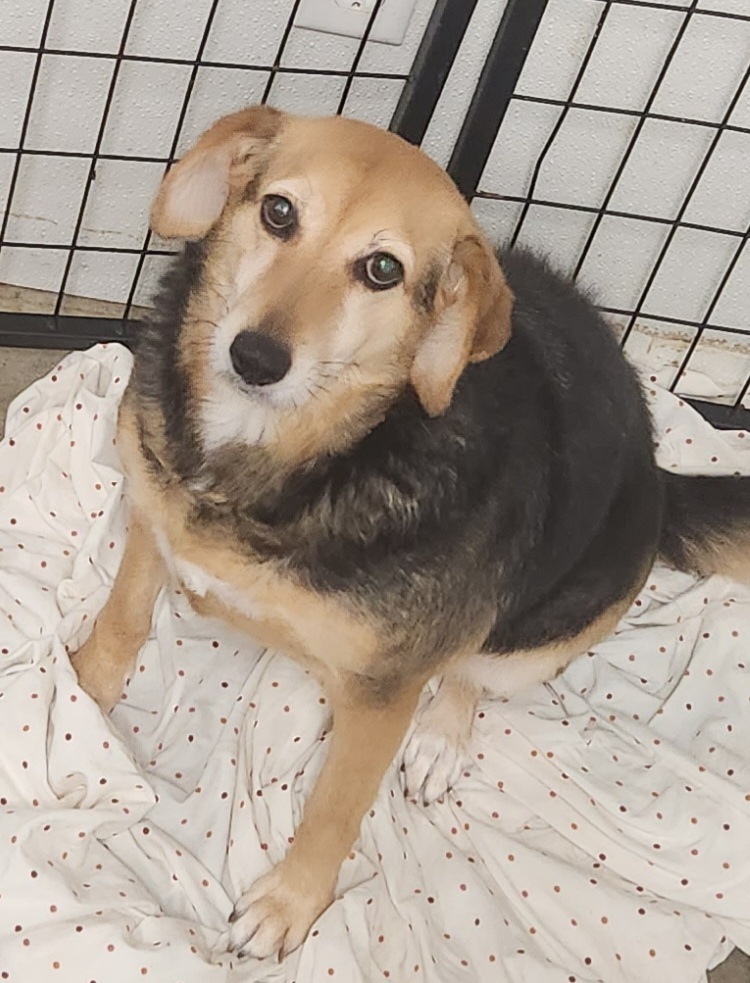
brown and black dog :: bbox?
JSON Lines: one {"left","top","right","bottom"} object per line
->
{"left": 71, "top": 105, "right": 750, "bottom": 959}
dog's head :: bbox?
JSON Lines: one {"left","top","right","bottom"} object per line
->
{"left": 151, "top": 106, "right": 512, "bottom": 460}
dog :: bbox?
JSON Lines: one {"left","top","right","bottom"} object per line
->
{"left": 71, "top": 105, "right": 750, "bottom": 959}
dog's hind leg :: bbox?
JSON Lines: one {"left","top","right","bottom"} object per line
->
{"left": 402, "top": 669, "right": 482, "bottom": 805}
{"left": 70, "top": 510, "right": 165, "bottom": 713}
{"left": 403, "top": 594, "right": 637, "bottom": 804}
{"left": 402, "top": 648, "right": 573, "bottom": 805}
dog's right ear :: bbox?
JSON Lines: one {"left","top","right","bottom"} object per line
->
{"left": 150, "top": 105, "right": 283, "bottom": 240}
{"left": 410, "top": 235, "right": 512, "bottom": 417}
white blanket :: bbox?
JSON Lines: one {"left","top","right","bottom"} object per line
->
{"left": 1, "top": 345, "right": 750, "bottom": 982}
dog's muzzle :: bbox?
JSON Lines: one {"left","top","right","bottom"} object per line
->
{"left": 229, "top": 330, "right": 292, "bottom": 387}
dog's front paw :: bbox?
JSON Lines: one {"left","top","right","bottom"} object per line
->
{"left": 69, "top": 638, "right": 126, "bottom": 714}
{"left": 402, "top": 722, "right": 468, "bottom": 805}
{"left": 227, "top": 862, "right": 332, "bottom": 960}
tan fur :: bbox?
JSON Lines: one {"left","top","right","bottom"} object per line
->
{"left": 74, "top": 400, "right": 429, "bottom": 958}
{"left": 71, "top": 106, "right": 635, "bottom": 959}
{"left": 680, "top": 536, "right": 750, "bottom": 586}
{"left": 440, "top": 585, "right": 643, "bottom": 707}
{"left": 156, "top": 110, "right": 514, "bottom": 463}
{"left": 410, "top": 235, "right": 513, "bottom": 416}
{"left": 279, "top": 677, "right": 423, "bottom": 891}
{"left": 714, "top": 548, "right": 750, "bottom": 585}
{"left": 498, "top": 586, "right": 641, "bottom": 675}
{"left": 404, "top": 589, "right": 646, "bottom": 805}
{"left": 151, "top": 106, "right": 283, "bottom": 239}
{"left": 71, "top": 507, "right": 165, "bottom": 712}
{"left": 116, "top": 396, "right": 381, "bottom": 683}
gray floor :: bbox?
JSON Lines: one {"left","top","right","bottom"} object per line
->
{"left": 0, "top": 345, "right": 748, "bottom": 982}
{"left": 0, "top": 346, "right": 70, "bottom": 438}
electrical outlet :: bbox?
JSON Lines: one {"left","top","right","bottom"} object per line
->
{"left": 295, "top": 0, "right": 417, "bottom": 46}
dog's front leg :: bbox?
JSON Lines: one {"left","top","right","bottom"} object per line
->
{"left": 227, "top": 675, "right": 423, "bottom": 960}
{"left": 71, "top": 510, "right": 165, "bottom": 713}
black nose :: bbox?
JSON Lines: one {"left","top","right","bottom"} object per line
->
{"left": 229, "top": 330, "right": 292, "bottom": 387}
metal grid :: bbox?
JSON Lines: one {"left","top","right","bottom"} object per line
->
{"left": 3, "top": 0, "right": 749, "bottom": 429}
{"left": 448, "top": 0, "right": 750, "bottom": 428}
{"left": 0, "top": 0, "right": 460, "bottom": 350}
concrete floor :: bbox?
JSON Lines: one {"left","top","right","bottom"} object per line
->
{"left": 715, "top": 951, "right": 750, "bottom": 983}
{"left": 0, "top": 344, "right": 748, "bottom": 981}
{"left": 0, "top": 346, "right": 70, "bottom": 439}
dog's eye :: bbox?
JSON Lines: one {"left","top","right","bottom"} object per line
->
{"left": 362, "top": 252, "right": 404, "bottom": 291}
{"left": 261, "top": 195, "right": 297, "bottom": 238}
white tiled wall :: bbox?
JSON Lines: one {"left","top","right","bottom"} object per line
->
{"left": 0, "top": 51, "right": 38, "bottom": 147}
{"left": 46, "top": 0, "right": 136, "bottom": 53}
{"left": 474, "top": 0, "right": 750, "bottom": 403}
{"left": 25, "top": 54, "right": 115, "bottom": 154}
{"left": 0, "top": 0, "right": 477, "bottom": 304}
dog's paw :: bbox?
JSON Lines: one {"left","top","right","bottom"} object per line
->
{"left": 402, "top": 722, "right": 468, "bottom": 804}
{"left": 227, "top": 863, "right": 331, "bottom": 960}
{"left": 69, "top": 640, "right": 126, "bottom": 714}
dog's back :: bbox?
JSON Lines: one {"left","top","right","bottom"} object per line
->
{"left": 250, "top": 246, "right": 750, "bottom": 660}
{"left": 474, "top": 249, "right": 750, "bottom": 651}
{"left": 476, "top": 249, "right": 661, "bottom": 652}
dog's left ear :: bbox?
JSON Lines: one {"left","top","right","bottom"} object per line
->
{"left": 150, "top": 105, "right": 284, "bottom": 239}
{"left": 410, "top": 235, "right": 513, "bottom": 417}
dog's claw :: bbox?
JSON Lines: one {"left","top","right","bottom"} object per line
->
{"left": 227, "top": 919, "right": 257, "bottom": 952}
{"left": 402, "top": 719, "right": 469, "bottom": 804}
{"left": 227, "top": 862, "right": 331, "bottom": 960}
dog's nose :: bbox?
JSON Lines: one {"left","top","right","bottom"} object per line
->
{"left": 229, "top": 330, "right": 292, "bottom": 387}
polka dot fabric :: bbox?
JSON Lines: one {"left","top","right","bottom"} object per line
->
{"left": 0, "top": 346, "right": 749, "bottom": 982}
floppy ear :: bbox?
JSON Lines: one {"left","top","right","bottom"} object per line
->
{"left": 150, "top": 105, "right": 283, "bottom": 239}
{"left": 410, "top": 235, "right": 513, "bottom": 417}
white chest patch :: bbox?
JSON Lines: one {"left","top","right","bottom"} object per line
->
{"left": 154, "top": 528, "right": 266, "bottom": 620}
{"left": 178, "top": 557, "right": 268, "bottom": 620}
{"left": 173, "top": 557, "right": 215, "bottom": 598}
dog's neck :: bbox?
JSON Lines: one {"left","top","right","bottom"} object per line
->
{"left": 135, "top": 372, "right": 403, "bottom": 529}
{"left": 132, "top": 242, "right": 411, "bottom": 538}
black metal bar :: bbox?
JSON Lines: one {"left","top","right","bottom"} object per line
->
{"left": 0, "top": 312, "right": 137, "bottom": 350}
{"left": 0, "top": 0, "right": 57, "bottom": 249}
{"left": 510, "top": 1, "right": 613, "bottom": 246}
{"left": 0, "top": 147, "right": 172, "bottom": 164}
{"left": 337, "top": 0, "right": 386, "bottom": 116}
{"left": 1, "top": 243, "right": 176, "bottom": 254}
{"left": 122, "top": 0, "right": 222, "bottom": 319}
{"left": 53, "top": 0, "right": 139, "bottom": 316}
{"left": 0, "top": 44, "right": 409, "bottom": 79}
{"left": 572, "top": 1, "right": 699, "bottom": 280}
{"left": 733, "top": 361, "right": 750, "bottom": 411}
{"left": 476, "top": 191, "right": 747, "bottom": 241}
{"left": 446, "top": 0, "right": 550, "bottom": 200}
{"left": 261, "top": 0, "right": 305, "bottom": 104}
{"left": 619, "top": 57, "right": 750, "bottom": 348}
{"left": 589, "top": 0, "right": 750, "bottom": 19}
{"left": 390, "top": 0, "right": 479, "bottom": 145}
{"left": 509, "top": 93, "right": 750, "bottom": 139}
{"left": 686, "top": 398, "right": 750, "bottom": 431}
{"left": 600, "top": 305, "right": 749, "bottom": 339}
{"left": 670, "top": 233, "right": 750, "bottom": 394}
